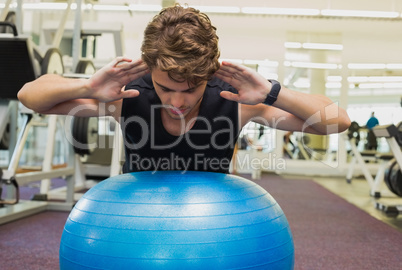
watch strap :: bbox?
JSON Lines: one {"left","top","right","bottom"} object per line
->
{"left": 263, "top": 79, "right": 281, "bottom": 106}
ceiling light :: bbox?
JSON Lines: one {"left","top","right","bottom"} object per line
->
{"left": 288, "top": 61, "right": 339, "bottom": 69}
{"left": 368, "top": 76, "right": 402, "bottom": 82}
{"left": 386, "top": 64, "right": 402, "bottom": 69}
{"left": 243, "top": 59, "right": 278, "bottom": 67}
{"left": 327, "top": 76, "right": 342, "bottom": 82}
{"left": 348, "top": 76, "right": 369, "bottom": 83}
{"left": 191, "top": 6, "right": 241, "bottom": 14}
{"left": 349, "top": 90, "right": 372, "bottom": 96}
{"left": 383, "top": 83, "right": 402, "bottom": 88}
{"left": 348, "top": 63, "right": 387, "bottom": 69}
{"left": 93, "top": 5, "right": 129, "bottom": 11}
{"left": 326, "top": 82, "right": 342, "bottom": 88}
{"left": 261, "top": 73, "right": 279, "bottom": 80}
{"left": 358, "top": 82, "right": 402, "bottom": 89}
{"left": 129, "top": 4, "right": 162, "bottom": 12}
{"left": 10, "top": 3, "right": 402, "bottom": 20}
{"left": 285, "top": 42, "right": 343, "bottom": 51}
{"left": 284, "top": 42, "right": 302, "bottom": 49}
{"left": 23, "top": 3, "right": 69, "bottom": 10}
{"left": 358, "top": 83, "right": 383, "bottom": 89}
{"left": 219, "top": 58, "right": 243, "bottom": 64}
{"left": 333, "top": 76, "right": 402, "bottom": 83}
{"left": 92, "top": 4, "right": 161, "bottom": 12}
{"left": 321, "top": 9, "right": 399, "bottom": 18}
{"left": 242, "top": 7, "right": 320, "bottom": 16}
{"left": 293, "top": 81, "right": 311, "bottom": 88}
{"left": 302, "top": 42, "right": 343, "bottom": 50}
{"left": 373, "top": 89, "right": 402, "bottom": 95}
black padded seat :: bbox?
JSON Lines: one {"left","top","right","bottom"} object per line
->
{"left": 0, "top": 36, "right": 37, "bottom": 99}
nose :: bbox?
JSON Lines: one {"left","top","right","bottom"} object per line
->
{"left": 170, "top": 92, "right": 185, "bottom": 109}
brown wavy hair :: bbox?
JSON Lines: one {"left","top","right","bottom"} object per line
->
{"left": 141, "top": 4, "right": 220, "bottom": 86}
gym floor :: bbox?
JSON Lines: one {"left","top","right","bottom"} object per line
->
{"left": 306, "top": 175, "right": 402, "bottom": 232}
{"left": 1, "top": 172, "right": 401, "bottom": 270}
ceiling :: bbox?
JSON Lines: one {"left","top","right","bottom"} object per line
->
{"left": 4, "top": 0, "right": 402, "bottom": 104}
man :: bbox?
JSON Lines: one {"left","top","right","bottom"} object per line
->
{"left": 366, "top": 112, "right": 379, "bottom": 130}
{"left": 18, "top": 5, "right": 351, "bottom": 173}
{"left": 365, "top": 112, "right": 379, "bottom": 150}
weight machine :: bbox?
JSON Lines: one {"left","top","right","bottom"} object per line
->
{"left": 345, "top": 122, "right": 382, "bottom": 183}
{"left": 283, "top": 132, "right": 311, "bottom": 160}
{"left": 0, "top": 20, "right": 77, "bottom": 225}
{"left": 0, "top": 1, "right": 127, "bottom": 224}
{"left": 371, "top": 123, "right": 402, "bottom": 217}
{"left": 345, "top": 121, "right": 402, "bottom": 217}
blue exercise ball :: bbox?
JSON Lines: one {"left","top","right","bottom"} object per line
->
{"left": 59, "top": 171, "right": 294, "bottom": 269}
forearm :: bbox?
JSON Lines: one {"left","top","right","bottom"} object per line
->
{"left": 273, "top": 87, "right": 351, "bottom": 134}
{"left": 18, "top": 74, "right": 92, "bottom": 113}
{"left": 215, "top": 61, "right": 351, "bottom": 134}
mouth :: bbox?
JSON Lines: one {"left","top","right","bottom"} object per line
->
{"left": 168, "top": 107, "right": 188, "bottom": 115}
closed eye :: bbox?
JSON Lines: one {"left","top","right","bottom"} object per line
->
{"left": 161, "top": 87, "right": 172, "bottom": 92}
{"left": 161, "top": 87, "right": 195, "bottom": 93}
{"left": 184, "top": 88, "right": 196, "bottom": 93}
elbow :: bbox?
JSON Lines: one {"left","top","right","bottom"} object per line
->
{"left": 339, "top": 117, "right": 352, "bottom": 133}
{"left": 324, "top": 113, "right": 351, "bottom": 135}
{"left": 17, "top": 84, "right": 29, "bottom": 107}
{"left": 337, "top": 111, "right": 352, "bottom": 133}
{"left": 313, "top": 113, "right": 351, "bottom": 135}
{"left": 17, "top": 83, "right": 42, "bottom": 113}
{"left": 326, "top": 104, "right": 351, "bottom": 134}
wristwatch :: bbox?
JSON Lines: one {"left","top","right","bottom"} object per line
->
{"left": 263, "top": 80, "right": 281, "bottom": 106}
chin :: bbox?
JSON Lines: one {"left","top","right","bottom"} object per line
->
{"left": 167, "top": 113, "right": 187, "bottom": 120}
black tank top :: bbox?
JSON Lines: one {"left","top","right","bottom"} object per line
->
{"left": 120, "top": 74, "right": 239, "bottom": 173}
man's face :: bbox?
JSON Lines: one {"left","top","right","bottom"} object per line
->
{"left": 151, "top": 68, "right": 207, "bottom": 120}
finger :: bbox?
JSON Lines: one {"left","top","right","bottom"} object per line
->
{"left": 110, "top": 57, "right": 124, "bottom": 66}
{"left": 114, "top": 57, "right": 133, "bottom": 68}
{"left": 215, "top": 69, "right": 245, "bottom": 86}
{"left": 220, "top": 91, "right": 240, "bottom": 102}
{"left": 220, "top": 61, "right": 246, "bottom": 73}
{"left": 214, "top": 71, "right": 228, "bottom": 81}
{"left": 215, "top": 68, "right": 242, "bottom": 82}
{"left": 217, "top": 65, "right": 238, "bottom": 75}
{"left": 215, "top": 68, "right": 233, "bottom": 78}
{"left": 134, "top": 63, "right": 150, "bottom": 73}
{"left": 120, "top": 61, "right": 149, "bottom": 75}
{"left": 115, "top": 61, "right": 135, "bottom": 70}
{"left": 113, "top": 56, "right": 130, "bottom": 64}
{"left": 120, "top": 89, "right": 140, "bottom": 99}
{"left": 216, "top": 65, "right": 249, "bottom": 81}
{"left": 120, "top": 59, "right": 145, "bottom": 71}
{"left": 127, "top": 67, "right": 150, "bottom": 81}
{"left": 214, "top": 72, "right": 235, "bottom": 85}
